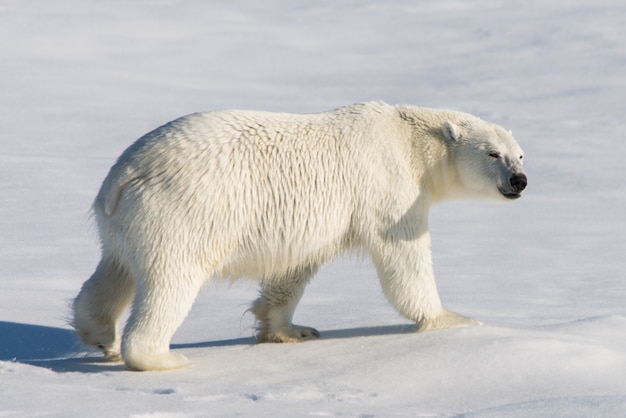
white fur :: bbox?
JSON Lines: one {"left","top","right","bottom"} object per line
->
{"left": 72, "top": 101, "right": 526, "bottom": 371}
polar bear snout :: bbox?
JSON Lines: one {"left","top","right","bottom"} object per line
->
{"left": 510, "top": 173, "right": 527, "bottom": 193}
{"left": 501, "top": 172, "right": 527, "bottom": 199}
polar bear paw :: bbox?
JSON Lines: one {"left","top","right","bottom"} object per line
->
{"left": 97, "top": 344, "right": 122, "bottom": 362}
{"left": 257, "top": 324, "right": 320, "bottom": 343}
{"left": 123, "top": 350, "right": 192, "bottom": 372}
{"left": 416, "top": 309, "right": 482, "bottom": 332}
{"left": 74, "top": 326, "right": 122, "bottom": 362}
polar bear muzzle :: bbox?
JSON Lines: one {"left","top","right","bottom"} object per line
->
{"left": 501, "top": 172, "right": 528, "bottom": 199}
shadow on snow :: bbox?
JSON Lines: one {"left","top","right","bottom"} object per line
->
{"left": 0, "top": 321, "right": 125, "bottom": 373}
{"left": 0, "top": 321, "right": 415, "bottom": 373}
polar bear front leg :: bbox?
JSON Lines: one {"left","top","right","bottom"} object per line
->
{"left": 370, "top": 229, "right": 480, "bottom": 332}
{"left": 251, "top": 265, "right": 320, "bottom": 343}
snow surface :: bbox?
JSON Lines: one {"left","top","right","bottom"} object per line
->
{"left": 1, "top": 0, "right": 625, "bottom": 416}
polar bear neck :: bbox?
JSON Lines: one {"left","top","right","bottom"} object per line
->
{"left": 396, "top": 106, "right": 464, "bottom": 204}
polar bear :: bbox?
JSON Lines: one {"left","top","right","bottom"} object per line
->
{"left": 73, "top": 101, "right": 527, "bottom": 371}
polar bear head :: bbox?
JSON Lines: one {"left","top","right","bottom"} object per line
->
{"left": 442, "top": 118, "right": 527, "bottom": 201}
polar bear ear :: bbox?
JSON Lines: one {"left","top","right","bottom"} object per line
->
{"left": 442, "top": 121, "right": 462, "bottom": 142}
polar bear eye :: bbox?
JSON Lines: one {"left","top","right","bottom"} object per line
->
{"left": 488, "top": 151, "right": 500, "bottom": 159}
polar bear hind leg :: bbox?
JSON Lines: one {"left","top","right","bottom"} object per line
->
{"left": 120, "top": 267, "right": 204, "bottom": 371}
{"left": 72, "top": 255, "right": 135, "bottom": 361}
{"left": 251, "top": 265, "right": 320, "bottom": 343}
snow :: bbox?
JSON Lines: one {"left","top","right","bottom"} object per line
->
{"left": 1, "top": 0, "right": 625, "bottom": 416}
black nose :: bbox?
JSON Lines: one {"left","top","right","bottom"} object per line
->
{"left": 510, "top": 173, "right": 527, "bottom": 193}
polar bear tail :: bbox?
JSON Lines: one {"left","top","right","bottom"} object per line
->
{"left": 99, "top": 165, "right": 137, "bottom": 217}
{"left": 102, "top": 177, "right": 122, "bottom": 216}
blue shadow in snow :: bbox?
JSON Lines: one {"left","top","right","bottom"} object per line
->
{"left": 0, "top": 321, "right": 78, "bottom": 361}
{"left": 171, "top": 323, "right": 417, "bottom": 349}
{"left": 0, "top": 321, "right": 124, "bottom": 373}
{"left": 1, "top": 321, "right": 416, "bottom": 372}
